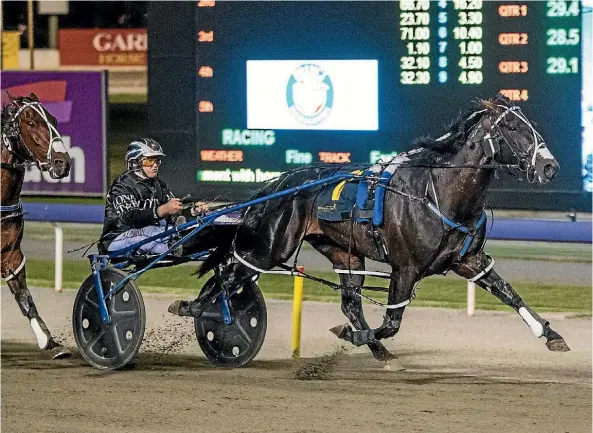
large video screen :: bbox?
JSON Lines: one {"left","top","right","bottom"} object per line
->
{"left": 189, "top": 0, "right": 590, "bottom": 202}
{"left": 247, "top": 60, "right": 378, "bottom": 131}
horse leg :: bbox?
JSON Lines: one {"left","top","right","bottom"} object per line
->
{"left": 329, "top": 267, "right": 417, "bottom": 352}
{"left": 309, "top": 239, "right": 396, "bottom": 361}
{"left": 456, "top": 253, "right": 570, "bottom": 352}
{"left": 4, "top": 261, "right": 71, "bottom": 359}
{"left": 372, "top": 270, "right": 417, "bottom": 343}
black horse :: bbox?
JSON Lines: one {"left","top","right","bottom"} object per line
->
{"left": 172, "top": 94, "right": 569, "bottom": 362}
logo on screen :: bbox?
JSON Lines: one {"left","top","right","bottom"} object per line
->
{"left": 286, "top": 64, "right": 333, "bottom": 125}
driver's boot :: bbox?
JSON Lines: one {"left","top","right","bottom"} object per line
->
{"left": 167, "top": 300, "right": 193, "bottom": 317}
{"left": 168, "top": 278, "right": 219, "bottom": 318}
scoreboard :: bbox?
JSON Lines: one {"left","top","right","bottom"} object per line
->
{"left": 148, "top": 1, "right": 590, "bottom": 210}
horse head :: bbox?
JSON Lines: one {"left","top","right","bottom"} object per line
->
{"left": 2, "top": 91, "right": 71, "bottom": 179}
{"left": 479, "top": 94, "right": 558, "bottom": 183}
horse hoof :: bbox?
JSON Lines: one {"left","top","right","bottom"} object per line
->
{"left": 50, "top": 345, "right": 72, "bottom": 359}
{"left": 371, "top": 345, "right": 397, "bottom": 362}
{"left": 546, "top": 338, "right": 570, "bottom": 352}
{"left": 329, "top": 324, "right": 350, "bottom": 339}
{"left": 383, "top": 358, "right": 405, "bottom": 371}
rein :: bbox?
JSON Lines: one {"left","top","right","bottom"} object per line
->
{"left": 0, "top": 161, "right": 27, "bottom": 171}
{"left": 388, "top": 162, "right": 519, "bottom": 170}
{"left": 0, "top": 200, "right": 24, "bottom": 221}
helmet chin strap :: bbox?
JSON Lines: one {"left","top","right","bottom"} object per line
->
{"left": 132, "top": 168, "right": 148, "bottom": 179}
{"left": 127, "top": 158, "right": 148, "bottom": 179}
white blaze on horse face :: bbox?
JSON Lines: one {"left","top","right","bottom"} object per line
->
{"left": 536, "top": 146, "right": 554, "bottom": 161}
{"left": 519, "top": 307, "right": 544, "bottom": 338}
{"left": 30, "top": 318, "right": 49, "bottom": 349}
{"left": 52, "top": 138, "right": 68, "bottom": 154}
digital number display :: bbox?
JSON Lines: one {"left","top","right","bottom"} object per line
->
{"left": 191, "top": 1, "right": 587, "bottom": 201}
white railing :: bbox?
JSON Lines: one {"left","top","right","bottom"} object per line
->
{"left": 467, "top": 281, "right": 476, "bottom": 316}
{"left": 54, "top": 223, "right": 63, "bottom": 292}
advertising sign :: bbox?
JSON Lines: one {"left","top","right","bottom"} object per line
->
{"left": 247, "top": 60, "right": 378, "bottom": 131}
{"left": 37, "top": 0, "right": 69, "bottom": 15}
{"left": 1, "top": 31, "right": 20, "bottom": 70}
{"left": 58, "top": 29, "right": 147, "bottom": 66}
{"left": 1, "top": 71, "right": 107, "bottom": 196}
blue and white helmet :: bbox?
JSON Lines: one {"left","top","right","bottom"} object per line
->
{"left": 125, "top": 138, "right": 165, "bottom": 170}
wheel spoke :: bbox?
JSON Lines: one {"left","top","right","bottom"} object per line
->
{"left": 217, "top": 327, "right": 229, "bottom": 353}
{"left": 84, "top": 328, "right": 106, "bottom": 351}
{"left": 234, "top": 321, "right": 253, "bottom": 345}
{"left": 110, "top": 325, "right": 125, "bottom": 355}
{"left": 111, "top": 309, "right": 137, "bottom": 323}
{"left": 201, "top": 311, "right": 223, "bottom": 320}
{"left": 83, "top": 292, "right": 100, "bottom": 311}
{"left": 238, "top": 300, "right": 257, "bottom": 315}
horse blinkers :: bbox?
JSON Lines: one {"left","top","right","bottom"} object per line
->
{"left": 480, "top": 116, "right": 500, "bottom": 158}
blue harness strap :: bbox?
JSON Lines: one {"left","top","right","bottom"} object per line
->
{"left": 355, "top": 170, "right": 372, "bottom": 209}
{"left": 354, "top": 169, "right": 374, "bottom": 223}
{"left": 426, "top": 201, "right": 487, "bottom": 259}
{"left": 372, "top": 170, "right": 392, "bottom": 226}
{"left": 459, "top": 211, "right": 487, "bottom": 256}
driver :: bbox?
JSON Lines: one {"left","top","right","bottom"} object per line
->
{"left": 100, "top": 138, "right": 208, "bottom": 255}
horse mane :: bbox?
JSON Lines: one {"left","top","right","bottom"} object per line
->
{"left": 409, "top": 94, "right": 512, "bottom": 163}
{"left": 252, "top": 94, "right": 514, "bottom": 191}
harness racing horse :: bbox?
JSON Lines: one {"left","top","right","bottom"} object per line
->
{"left": 1, "top": 92, "right": 72, "bottom": 358}
{"left": 193, "top": 94, "right": 569, "bottom": 363}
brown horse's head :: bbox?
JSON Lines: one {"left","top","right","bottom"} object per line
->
{"left": 2, "top": 91, "right": 71, "bottom": 178}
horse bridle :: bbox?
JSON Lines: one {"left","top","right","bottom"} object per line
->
{"left": 480, "top": 105, "right": 548, "bottom": 182}
{"left": 1, "top": 100, "right": 65, "bottom": 173}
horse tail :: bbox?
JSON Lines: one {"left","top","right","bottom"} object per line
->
{"left": 195, "top": 228, "right": 235, "bottom": 278}
{"left": 195, "top": 164, "right": 337, "bottom": 278}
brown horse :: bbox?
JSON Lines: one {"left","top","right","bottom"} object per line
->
{"left": 1, "top": 92, "right": 72, "bottom": 358}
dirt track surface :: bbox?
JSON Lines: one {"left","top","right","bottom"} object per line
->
{"left": 2, "top": 287, "right": 591, "bottom": 433}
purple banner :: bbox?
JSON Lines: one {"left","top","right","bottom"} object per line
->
{"left": 1, "top": 71, "right": 106, "bottom": 195}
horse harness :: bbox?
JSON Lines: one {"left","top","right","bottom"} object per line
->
{"left": 0, "top": 99, "right": 59, "bottom": 281}
{"left": 1, "top": 99, "right": 65, "bottom": 172}
{"left": 0, "top": 200, "right": 24, "bottom": 220}
{"left": 1, "top": 100, "right": 33, "bottom": 224}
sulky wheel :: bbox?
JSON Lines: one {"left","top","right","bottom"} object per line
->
{"left": 194, "top": 276, "right": 267, "bottom": 367}
{"left": 73, "top": 268, "right": 146, "bottom": 370}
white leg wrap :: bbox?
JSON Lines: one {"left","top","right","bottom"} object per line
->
{"left": 30, "top": 318, "right": 49, "bottom": 349}
{"left": 3, "top": 256, "right": 27, "bottom": 281}
{"left": 468, "top": 256, "right": 495, "bottom": 282}
{"left": 519, "top": 307, "right": 544, "bottom": 338}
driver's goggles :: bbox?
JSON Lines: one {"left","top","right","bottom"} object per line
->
{"left": 141, "top": 157, "right": 161, "bottom": 167}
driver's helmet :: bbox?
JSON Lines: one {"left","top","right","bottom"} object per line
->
{"left": 125, "top": 138, "right": 165, "bottom": 171}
